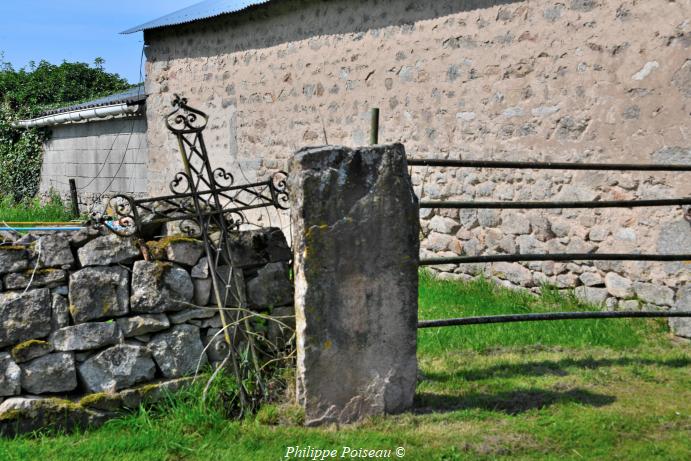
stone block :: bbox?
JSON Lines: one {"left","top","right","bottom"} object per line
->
{"left": 20, "top": 352, "right": 78, "bottom": 394}
{"left": 516, "top": 235, "right": 542, "bottom": 254}
{"left": 169, "top": 307, "right": 216, "bottom": 324}
{"left": 0, "top": 353, "right": 21, "bottom": 397}
{"left": 50, "top": 322, "right": 123, "bottom": 351}
{"left": 69, "top": 266, "right": 130, "bottom": 323}
{"left": 78, "top": 344, "right": 157, "bottom": 393}
{"left": 579, "top": 272, "right": 603, "bottom": 287}
{"left": 428, "top": 216, "right": 459, "bottom": 234}
{"left": 604, "top": 272, "right": 634, "bottom": 298}
{"left": 633, "top": 282, "right": 675, "bottom": 307}
{"left": 227, "top": 228, "right": 292, "bottom": 268}
{"left": 149, "top": 237, "right": 204, "bottom": 266}
{"left": 566, "top": 238, "right": 596, "bottom": 254}
{"left": 492, "top": 262, "right": 533, "bottom": 286}
{"left": 36, "top": 234, "right": 75, "bottom": 268}
{"left": 77, "top": 234, "right": 141, "bottom": 267}
{"left": 669, "top": 285, "right": 691, "bottom": 338}
{"left": 10, "top": 340, "right": 54, "bottom": 363}
{"left": 51, "top": 293, "right": 70, "bottom": 330}
{"left": 0, "top": 396, "right": 107, "bottom": 438}
{"left": 0, "top": 246, "right": 30, "bottom": 275}
{"left": 657, "top": 221, "right": 691, "bottom": 274}
{"left": 500, "top": 212, "right": 531, "bottom": 235}
{"left": 149, "top": 324, "right": 207, "bottom": 378}
{"left": 477, "top": 209, "right": 502, "bottom": 228}
{"left": 575, "top": 287, "right": 608, "bottom": 305}
{"left": 192, "top": 277, "right": 212, "bottom": 306}
{"left": 619, "top": 299, "right": 640, "bottom": 310}
{"left": 289, "top": 144, "right": 418, "bottom": 425}
{"left": 588, "top": 226, "right": 609, "bottom": 242}
{"left": 116, "top": 314, "right": 170, "bottom": 337}
{"left": 130, "top": 261, "right": 194, "bottom": 313}
{"left": 191, "top": 257, "right": 210, "bottom": 279}
{"left": 68, "top": 227, "right": 101, "bottom": 248}
{"left": 556, "top": 273, "right": 579, "bottom": 288}
{"left": 3, "top": 269, "right": 66, "bottom": 290}
{"left": 246, "top": 262, "right": 294, "bottom": 308}
{"left": 426, "top": 232, "right": 453, "bottom": 251}
{"left": 0, "top": 288, "right": 52, "bottom": 348}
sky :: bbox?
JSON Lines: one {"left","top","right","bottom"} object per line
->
{"left": 0, "top": 0, "right": 197, "bottom": 84}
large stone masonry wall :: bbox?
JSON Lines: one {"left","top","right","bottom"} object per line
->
{"left": 39, "top": 116, "right": 148, "bottom": 205}
{"left": 143, "top": 0, "right": 690, "bottom": 315}
{"left": 0, "top": 227, "right": 293, "bottom": 435}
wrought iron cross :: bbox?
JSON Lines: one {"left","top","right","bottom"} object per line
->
{"left": 92, "top": 95, "right": 289, "bottom": 410}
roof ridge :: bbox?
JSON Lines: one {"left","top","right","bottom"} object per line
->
{"left": 40, "top": 83, "right": 146, "bottom": 116}
{"left": 121, "top": 0, "right": 271, "bottom": 34}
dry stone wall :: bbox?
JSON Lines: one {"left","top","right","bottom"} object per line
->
{"left": 0, "top": 226, "right": 293, "bottom": 435}
{"left": 143, "top": 0, "right": 690, "bottom": 326}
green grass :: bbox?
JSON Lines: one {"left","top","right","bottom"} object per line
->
{"left": 0, "top": 193, "right": 73, "bottom": 223}
{"left": 1, "top": 274, "right": 689, "bottom": 461}
{"left": 418, "top": 271, "right": 664, "bottom": 353}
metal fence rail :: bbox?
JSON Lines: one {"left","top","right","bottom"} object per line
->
{"left": 420, "top": 198, "right": 691, "bottom": 209}
{"left": 420, "top": 253, "right": 691, "bottom": 266}
{"left": 409, "top": 155, "right": 691, "bottom": 329}
{"left": 407, "top": 158, "right": 691, "bottom": 171}
{"left": 418, "top": 311, "right": 691, "bottom": 328}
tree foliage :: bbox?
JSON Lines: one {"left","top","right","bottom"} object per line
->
{"left": 0, "top": 56, "right": 130, "bottom": 116}
{"left": 0, "top": 56, "right": 131, "bottom": 202}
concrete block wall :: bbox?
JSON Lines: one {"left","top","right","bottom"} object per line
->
{"left": 39, "top": 116, "right": 149, "bottom": 204}
{"left": 143, "top": 0, "right": 690, "bottom": 309}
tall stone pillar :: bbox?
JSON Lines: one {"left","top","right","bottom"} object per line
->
{"left": 289, "top": 143, "right": 419, "bottom": 426}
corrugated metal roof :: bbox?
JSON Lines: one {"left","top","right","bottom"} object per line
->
{"left": 121, "top": 0, "right": 271, "bottom": 34}
{"left": 42, "top": 84, "right": 146, "bottom": 116}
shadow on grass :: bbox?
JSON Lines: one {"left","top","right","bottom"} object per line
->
{"left": 415, "top": 388, "right": 616, "bottom": 415}
{"left": 423, "top": 356, "right": 691, "bottom": 382}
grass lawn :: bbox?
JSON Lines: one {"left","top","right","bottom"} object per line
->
{"left": 1, "top": 274, "right": 689, "bottom": 461}
{"left": 0, "top": 194, "right": 73, "bottom": 224}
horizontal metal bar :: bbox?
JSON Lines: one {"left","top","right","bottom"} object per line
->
{"left": 419, "top": 198, "right": 691, "bottom": 209}
{"left": 141, "top": 201, "right": 280, "bottom": 226}
{"left": 418, "top": 311, "right": 691, "bottom": 328}
{"left": 0, "top": 227, "right": 84, "bottom": 232}
{"left": 407, "top": 158, "right": 691, "bottom": 171}
{"left": 132, "top": 179, "right": 272, "bottom": 205}
{"left": 1, "top": 222, "right": 83, "bottom": 226}
{"left": 420, "top": 253, "right": 691, "bottom": 265}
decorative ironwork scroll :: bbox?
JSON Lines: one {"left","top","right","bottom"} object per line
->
{"left": 91, "top": 95, "right": 288, "bottom": 238}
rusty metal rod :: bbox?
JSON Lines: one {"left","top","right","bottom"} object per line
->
{"left": 370, "top": 108, "right": 380, "bottom": 145}
{"left": 419, "top": 198, "right": 691, "bottom": 209}
{"left": 69, "top": 179, "right": 80, "bottom": 218}
{"left": 407, "top": 158, "right": 691, "bottom": 171}
{"left": 420, "top": 253, "right": 691, "bottom": 265}
{"left": 418, "top": 311, "right": 691, "bottom": 328}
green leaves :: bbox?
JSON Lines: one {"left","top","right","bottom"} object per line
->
{"left": 0, "top": 57, "right": 130, "bottom": 116}
{"left": 0, "top": 106, "right": 46, "bottom": 201}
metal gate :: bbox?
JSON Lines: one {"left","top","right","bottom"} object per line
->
{"left": 407, "top": 157, "right": 691, "bottom": 329}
